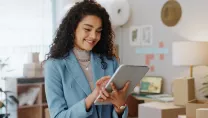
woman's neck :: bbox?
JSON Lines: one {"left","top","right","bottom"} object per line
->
{"left": 73, "top": 47, "right": 90, "bottom": 62}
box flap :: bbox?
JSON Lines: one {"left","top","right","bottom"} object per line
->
{"left": 141, "top": 102, "right": 184, "bottom": 109}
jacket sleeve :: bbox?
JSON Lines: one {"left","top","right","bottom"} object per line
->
{"left": 44, "top": 59, "right": 93, "bottom": 118}
{"left": 111, "top": 57, "right": 129, "bottom": 118}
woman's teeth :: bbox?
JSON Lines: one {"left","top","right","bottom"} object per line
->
{"left": 85, "top": 40, "right": 94, "bottom": 44}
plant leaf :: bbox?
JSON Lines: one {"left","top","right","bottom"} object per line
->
{"left": 199, "top": 85, "right": 208, "bottom": 91}
{"left": 0, "top": 101, "right": 5, "bottom": 108}
{"left": 203, "top": 75, "right": 208, "bottom": 79}
{"left": 202, "top": 83, "right": 208, "bottom": 85}
{"left": 3, "top": 57, "right": 9, "bottom": 63}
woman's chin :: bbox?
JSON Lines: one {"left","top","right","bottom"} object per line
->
{"left": 82, "top": 44, "right": 96, "bottom": 51}
{"left": 83, "top": 47, "right": 93, "bottom": 51}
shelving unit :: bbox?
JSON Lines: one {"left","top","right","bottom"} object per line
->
{"left": 16, "top": 77, "right": 48, "bottom": 118}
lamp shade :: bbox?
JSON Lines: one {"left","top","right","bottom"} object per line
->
{"left": 172, "top": 41, "right": 208, "bottom": 66}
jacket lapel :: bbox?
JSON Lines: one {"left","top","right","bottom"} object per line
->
{"left": 91, "top": 53, "right": 104, "bottom": 87}
{"left": 64, "top": 51, "right": 92, "bottom": 96}
{"left": 64, "top": 51, "right": 104, "bottom": 117}
{"left": 91, "top": 53, "right": 104, "bottom": 117}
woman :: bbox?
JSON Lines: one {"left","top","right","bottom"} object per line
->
{"left": 44, "top": 0, "right": 129, "bottom": 118}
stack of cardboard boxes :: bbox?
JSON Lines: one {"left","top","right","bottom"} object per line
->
{"left": 138, "top": 78, "right": 208, "bottom": 118}
{"left": 179, "top": 108, "right": 208, "bottom": 118}
{"left": 139, "top": 102, "right": 185, "bottom": 118}
{"left": 186, "top": 100, "right": 208, "bottom": 118}
{"left": 23, "top": 52, "right": 43, "bottom": 78}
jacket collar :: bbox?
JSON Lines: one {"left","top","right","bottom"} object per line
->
{"left": 64, "top": 50, "right": 104, "bottom": 96}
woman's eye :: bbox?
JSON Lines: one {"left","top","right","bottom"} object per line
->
{"left": 84, "top": 28, "right": 91, "bottom": 32}
{"left": 97, "top": 30, "right": 102, "bottom": 33}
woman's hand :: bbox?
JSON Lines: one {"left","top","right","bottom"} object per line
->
{"left": 110, "top": 81, "right": 130, "bottom": 114}
{"left": 85, "top": 76, "right": 110, "bottom": 111}
{"left": 91, "top": 76, "right": 111, "bottom": 100}
{"left": 97, "top": 81, "right": 130, "bottom": 115}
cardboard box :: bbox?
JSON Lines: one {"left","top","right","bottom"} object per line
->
{"left": 196, "top": 108, "right": 208, "bottom": 118}
{"left": 172, "top": 78, "right": 195, "bottom": 106}
{"left": 186, "top": 100, "right": 208, "bottom": 118}
{"left": 178, "top": 115, "right": 187, "bottom": 118}
{"left": 45, "top": 108, "right": 50, "bottom": 118}
{"left": 23, "top": 63, "right": 43, "bottom": 77}
{"left": 27, "top": 52, "right": 39, "bottom": 63}
{"left": 139, "top": 102, "right": 185, "bottom": 118}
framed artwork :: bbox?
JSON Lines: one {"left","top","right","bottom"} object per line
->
{"left": 140, "top": 76, "right": 163, "bottom": 93}
{"left": 129, "top": 26, "right": 140, "bottom": 46}
{"left": 129, "top": 25, "right": 153, "bottom": 46}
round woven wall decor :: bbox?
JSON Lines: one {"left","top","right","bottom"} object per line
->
{"left": 161, "top": 0, "right": 182, "bottom": 27}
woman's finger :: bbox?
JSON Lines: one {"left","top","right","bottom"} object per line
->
{"left": 97, "top": 98, "right": 104, "bottom": 102}
{"left": 110, "top": 82, "right": 118, "bottom": 92}
{"left": 97, "top": 97, "right": 112, "bottom": 103}
{"left": 96, "top": 76, "right": 110, "bottom": 85}
{"left": 110, "top": 92, "right": 116, "bottom": 100}
{"left": 122, "top": 81, "right": 130, "bottom": 92}
{"left": 102, "top": 87, "right": 110, "bottom": 97}
{"left": 99, "top": 91, "right": 107, "bottom": 100}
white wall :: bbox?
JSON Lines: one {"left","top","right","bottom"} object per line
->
{"left": 0, "top": 0, "right": 52, "bottom": 46}
{"left": 57, "top": 0, "right": 208, "bottom": 99}
{"left": 115, "top": 0, "right": 208, "bottom": 99}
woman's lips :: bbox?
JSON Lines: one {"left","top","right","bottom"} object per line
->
{"left": 85, "top": 39, "right": 95, "bottom": 45}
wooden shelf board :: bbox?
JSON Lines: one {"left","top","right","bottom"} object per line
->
{"left": 42, "top": 103, "right": 48, "bottom": 107}
{"left": 18, "top": 104, "right": 42, "bottom": 109}
{"left": 18, "top": 82, "right": 44, "bottom": 87}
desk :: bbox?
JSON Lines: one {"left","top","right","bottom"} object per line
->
{"left": 131, "top": 93, "right": 174, "bottom": 103}
{"left": 126, "top": 95, "right": 144, "bottom": 117}
{"left": 132, "top": 95, "right": 161, "bottom": 103}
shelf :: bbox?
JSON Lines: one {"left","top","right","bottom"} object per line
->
{"left": 16, "top": 77, "right": 47, "bottom": 118}
{"left": 42, "top": 103, "right": 48, "bottom": 107}
{"left": 17, "top": 77, "right": 44, "bottom": 84}
{"left": 18, "top": 82, "right": 44, "bottom": 87}
{"left": 19, "top": 104, "right": 42, "bottom": 109}
{"left": 19, "top": 103, "right": 47, "bottom": 109}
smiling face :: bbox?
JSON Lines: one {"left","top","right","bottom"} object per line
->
{"left": 74, "top": 15, "right": 102, "bottom": 51}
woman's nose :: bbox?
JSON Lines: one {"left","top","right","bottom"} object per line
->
{"left": 89, "top": 31, "right": 97, "bottom": 39}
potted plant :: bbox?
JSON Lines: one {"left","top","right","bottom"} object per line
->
{"left": 199, "top": 74, "right": 208, "bottom": 99}
{"left": 0, "top": 58, "right": 18, "bottom": 118}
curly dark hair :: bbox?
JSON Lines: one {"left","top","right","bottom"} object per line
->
{"left": 45, "top": 0, "right": 116, "bottom": 69}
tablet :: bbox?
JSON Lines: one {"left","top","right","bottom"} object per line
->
{"left": 94, "top": 64, "right": 149, "bottom": 105}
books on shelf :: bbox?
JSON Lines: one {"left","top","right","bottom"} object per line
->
{"left": 18, "top": 87, "right": 40, "bottom": 106}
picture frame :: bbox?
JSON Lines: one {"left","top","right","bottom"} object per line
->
{"left": 129, "top": 25, "right": 153, "bottom": 46}
{"left": 139, "top": 76, "right": 163, "bottom": 94}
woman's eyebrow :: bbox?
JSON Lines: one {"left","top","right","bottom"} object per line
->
{"left": 84, "top": 24, "right": 102, "bottom": 29}
{"left": 84, "top": 24, "right": 93, "bottom": 27}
